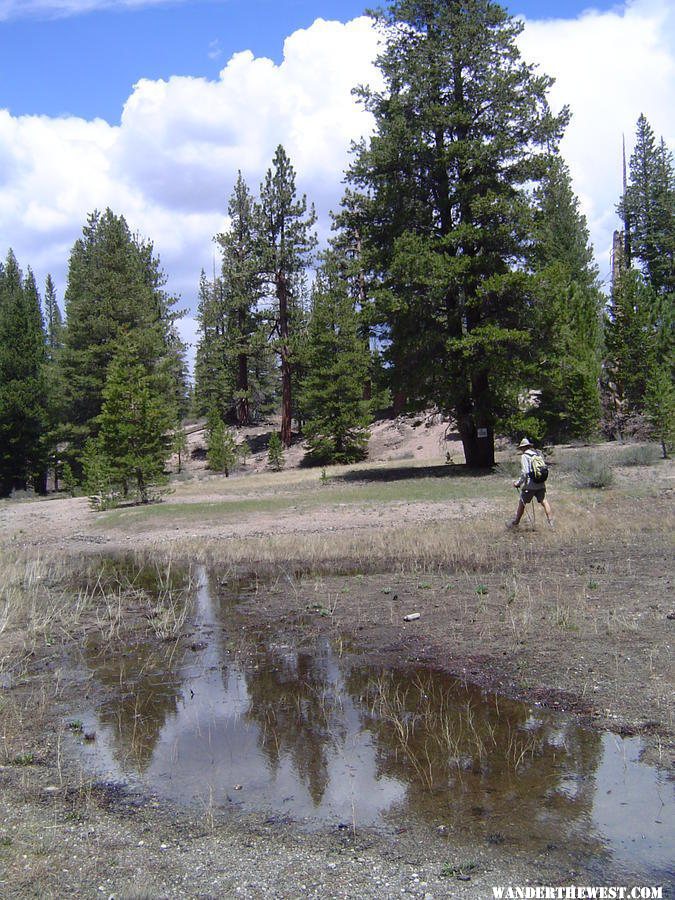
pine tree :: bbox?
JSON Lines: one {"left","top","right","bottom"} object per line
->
{"left": 609, "top": 118, "right": 673, "bottom": 434}
{"left": 42, "top": 274, "right": 67, "bottom": 490}
{"left": 0, "top": 251, "right": 49, "bottom": 496}
{"left": 60, "top": 208, "right": 186, "bottom": 459}
{"left": 44, "top": 274, "right": 64, "bottom": 358}
{"left": 206, "top": 406, "right": 238, "bottom": 475}
{"left": 606, "top": 269, "right": 660, "bottom": 416}
{"left": 345, "top": 0, "right": 568, "bottom": 466}
{"left": 172, "top": 426, "right": 188, "bottom": 474}
{"left": 645, "top": 364, "right": 674, "bottom": 458}
{"left": 329, "top": 190, "right": 382, "bottom": 411}
{"left": 300, "top": 253, "right": 371, "bottom": 464}
{"left": 267, "top": 430, "right": 285, "bottom": 471}
{"left": 96, "top": 334, "right": 174, "bottom": 504}
{"left": 193, "top": 270, "right": 232, "bottom": 418}
{"left": 258, "top": 146, "right": 317, "bottom": 447}
{"left": 620, "top": 115, "right": 675, "bottom": 297}
{"left": 216, "top": 172, "right": 265, "bottom": 426}
{"left": 531, "top": 157, "right": 603, "bottom": 440}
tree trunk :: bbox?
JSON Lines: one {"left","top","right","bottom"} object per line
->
{"left": 136, "top": 470, "right": 148, "bottom": 504}
{"left": 236, "top": 352, "right": 250, "bottom": 426}
{"left": 392, "top": 391, "right": 406, "bottom": 416}
{"left": 277, "top": 271, "right": 293, "bottom": 448}
{"left": 280, "top": 354, "right": 292, "bottom": 447}
{"left": 458, "top": 418, "right": 495, "bottom": 467}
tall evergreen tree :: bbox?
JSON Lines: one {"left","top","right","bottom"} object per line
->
{"left": 60, "top": 209, "right": 186, "bottom": 458}
{"left": 0, "top": 252, "right": 49, "bottom": 495}
{"left": 42, "top": 273, "right": 67, "bottom": 489}
{"left": 619, "top": 115, "right": 675, "bottom": 298}
{"left": 258, "top": 146, "right": 317, "bottom": 447}
{"left": 44, "top": 274, "right": 64, "bottom": 359}
{"left": 216, "top": 172, "right": 265, "bottom": 426}
{"left": 605, "top": 269, "right": 660, "bottom": 415}
{"left": 608, "top": 117, "right": 673, "bottom": 437}
{"left": 531, "top": 157, "right": 603, "bottom": 440}
{"left": 300, "top": 253, "right": 371, "bottom": 464}
{"left": 345, "top": 0, "right": 568, "bottom": 466}
{"left": 193, "top": 269, "right": 232, "bottom": 418}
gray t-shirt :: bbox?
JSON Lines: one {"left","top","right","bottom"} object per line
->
{"left": 517, "top": 449, "right": 540, "bottom": 491}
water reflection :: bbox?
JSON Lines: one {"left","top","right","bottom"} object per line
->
{"left": 74, "top": 565, "right": 673, "bottom": 882}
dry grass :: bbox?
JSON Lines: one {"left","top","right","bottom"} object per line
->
{"left": 140, "top": 485, "right": 657, "bottom": 581}
{"left": 0, "top": 549, "right": 194, "bottom": 678}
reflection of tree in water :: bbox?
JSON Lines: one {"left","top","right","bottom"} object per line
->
{"left": 242, "top": 637, "right": 346, "bottom": 806}
{"left": 82, "top": 557, "right": 193, "bottom": 773}
{"left": 347, "top": 667, "right": 603, "bottom": 847}
{"left": 87, "top": 640, "right": 185, "bottom": 771}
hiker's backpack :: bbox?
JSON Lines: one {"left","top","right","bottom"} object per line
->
{"left": 528, "top": 450, "right": 549, "bottom": 484}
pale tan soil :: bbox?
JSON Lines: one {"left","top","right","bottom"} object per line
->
{"left": 178, "top": 411, "right": 462, "bottom": 475}
{"left": 0, "top": 422, "right": 673, "bottom": 898}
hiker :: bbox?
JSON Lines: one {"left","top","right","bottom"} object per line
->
{"left": 507, "top": 437, "right": 554, "bottom": 529}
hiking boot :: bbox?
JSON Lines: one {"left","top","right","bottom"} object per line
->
{"left": 547, "top": 519, "right": 555, "bottom": 530}
{"left": 506, "top": 519, "right": 519, "bottom": 530}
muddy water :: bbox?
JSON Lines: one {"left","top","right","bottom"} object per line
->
{"left": 70, "top": 565, "right": 673, "bottom": 883}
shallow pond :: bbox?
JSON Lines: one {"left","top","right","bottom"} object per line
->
{"left": 69, "top": 564, "right": 673, "bottom": 884}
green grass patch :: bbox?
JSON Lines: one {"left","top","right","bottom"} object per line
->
{"left": 97, "top": 468, "right": 509, "bottom": 529}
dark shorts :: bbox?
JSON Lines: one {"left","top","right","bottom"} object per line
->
{"left": 521, "top": 487, "right": 546, "bottom": 504}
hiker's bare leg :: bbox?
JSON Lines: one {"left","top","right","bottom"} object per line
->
{"left": 513, "top": 499, "right": 526, "bottom": 525}
{"left": 542, "top": 497, "right": 553, "bottom": 525}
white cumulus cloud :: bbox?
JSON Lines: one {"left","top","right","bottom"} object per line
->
{"left": 0, "top": 0, "right": 672, "bottom": 369}
{"left": 519, "top": 0, "right": 675, "bottom": 285}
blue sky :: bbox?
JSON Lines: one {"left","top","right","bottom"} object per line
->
{"left": 2, "top": 0, "right": 623, "bottom": 123}
{"left": 0, "top": 0, "right": 673, "bottom": 362}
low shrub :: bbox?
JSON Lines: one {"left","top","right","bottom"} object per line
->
{"left": 566, "top": 451, "right": 614, "bottom": 489}
{"left": 615, "top": 444, "right": 660, "bottom": 467}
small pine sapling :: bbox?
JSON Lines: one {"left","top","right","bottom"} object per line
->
{"left": 267, "top": 431, "right": 285, "bottom": 471}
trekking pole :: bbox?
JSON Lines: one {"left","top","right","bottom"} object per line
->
{"left": 527, "top": 501, "right": 535, "bottom": 528}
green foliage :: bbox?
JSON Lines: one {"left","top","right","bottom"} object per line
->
{"left": 60, "top": 208, "right": 186, "bottom": 457}
{"left": 531, "top": 159, "right": 603, "bottom": 441}
{"left": 172, "top": 426, "right": 189, "bottom": 474}
{"left": 300, "top": 254, "right": 371, "bottom": 465}
{"left": 82, "top": 437, "right": 117, "bottom": 508}
{"left": 345, "top": 0, "right": 568, "bottom": 466}
{"left": 193, "top": 271, "right": 233, "bottom": 419}
{"left": 0, "top": 250, "right": 49, "bottom": 496}
{"left": 195, "top": 173, "right": 270, "bottom": 425}
{"left": 267, "top": 431, "right": 285, "bottom": 471}
{"left": 59, "top": 461, "right": 78, "bottom": 497}
{"left": 606, "top": 270, "right": 660, "bottom": 413}
{"left": 619, "top": 114, "right": 674, "bottom": 297}
{"left": 95, "top": 336, "right": 174, "bottom": 504}
{"left": 500, "top": 412, "right": 546, "bottom": 447}
{"left": 218, "top": 172, "right": 266, "bottom": 426}
{"left": 43, "top": 274, "right": 64, "bottom": 357}
{"left": 645, "top": 366, "right": 675, "bottom": 458}
{"left": 206, "top": 408, "right": 239, "bottom": 475}
{"left": 258, "top": 145, "right": 317, "bottom": 446}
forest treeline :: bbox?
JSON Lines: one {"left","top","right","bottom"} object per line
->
{"left": 1, "top": 0, "right": 673, "bottom": 502}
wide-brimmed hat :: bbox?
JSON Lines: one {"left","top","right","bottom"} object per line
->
{"left": 517, "top": 437, "right": 533, "bottom": 450}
